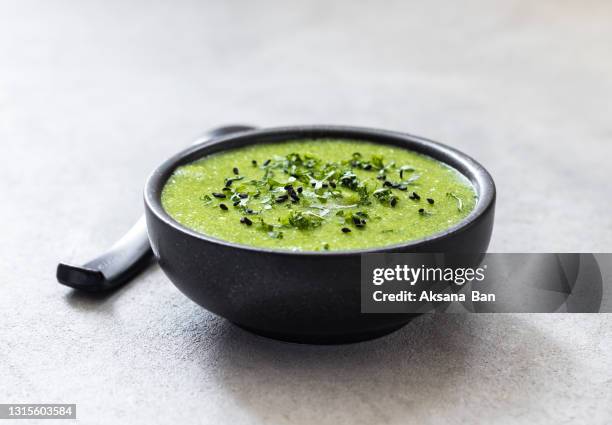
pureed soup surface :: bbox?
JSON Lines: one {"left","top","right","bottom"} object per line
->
{"left": 161, "top": 139, "right": 477, "bottom": 251}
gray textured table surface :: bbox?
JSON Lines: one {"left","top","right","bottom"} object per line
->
{"left": 1, "top": 0, "right": 611, "bottom": 423}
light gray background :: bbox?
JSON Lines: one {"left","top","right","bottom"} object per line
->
{"left": 1, "top": 0, "right": 611, "bottom": 423}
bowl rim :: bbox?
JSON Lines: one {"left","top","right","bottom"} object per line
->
{"left": 144, "top": 125, "right": 496, "bottom": 257}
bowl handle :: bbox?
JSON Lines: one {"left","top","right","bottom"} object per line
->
{"left": 56, "top": 125, "right": 257, "bottom": 291}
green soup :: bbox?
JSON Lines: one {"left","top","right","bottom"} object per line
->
{"left": 161, "top": 139, "right": 477, "bottom": 251}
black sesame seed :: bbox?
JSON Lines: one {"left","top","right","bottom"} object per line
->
{"left": 418, "top": 208, "right": 425, "bottom": 214}
{"left": 251, "top": 159, "right": 257, "bottom": 166}
{"left": 263, "top": 159, "right": 271, "bottom": 166}
{"left": 330, "top": 181, "right": 337, "bottom": 189}
{"left": 341, "top": 227, "right": 351, "bottom": 233}
{"left": 383, "top": 181, "right": 392, "bottom": 187}
{"left": 297, "top": 187, "right": 303, "bottom": 193}
{"left": 398, "top": 185, "right": 407, "bottom": 191}
{"left": 225, "top": 180, "right": 233, "bottom": 188}
{"left": 390, "top": 197, "right": 398, "bottom": 207}
{"left": 212, "top": 192, "right": 226, "bottom": 199}
{"left": 275, "top": 194, "right": 288, "bottom": 203}
{"left": 233, "top": 200, "right": 240, "bottom": 206}
{"left": 377, "top": 175, "right": 386, "bottom": 181}
{"left": 222, "top": 187, "right": 231, "bottom": 192}
{"left": 289, "top": 192, "right": 300, "bottom": 202}
{"left": 409, "top": 192, "right": 420, "bottom": 200}
{"left": 238, "top": 193, "right": 248, "bottom": 199}
{"left": 233, "top": 167, "right": 239, "bottom": 175}
{"left": 240, "top": 217, "right": 253, "bottom": 226}
{"left": 245, "top": 208, "right": 254, "bottom": 214}
{"left": 219, "top": 203, "right": 228, "bottom": 211}
{"left": 427, "top": 198, "right": 434, "bottom": 204}
{"left": 353, "top": 216, "right": 366, "bottom": 228}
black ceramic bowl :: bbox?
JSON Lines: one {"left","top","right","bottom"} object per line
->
{"left": 144, "top": 126, "right": 495, "bottom": 343}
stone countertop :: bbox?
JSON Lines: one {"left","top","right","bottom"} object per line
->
{"left": 1, "top": 0, "right": 611, "bottom": 423}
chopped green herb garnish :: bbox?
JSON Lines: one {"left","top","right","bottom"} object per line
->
{"left": 200, "top": 150, "right": 463, "bottom": 241}
{"left": 224, "top": 176, "right": 244, "bottom": 187}
{"left": 399, "top": 165, "right": 415, "bottom": 179}
{"left": 284, "top": 211, "right": 323, "bottom": 230}
{"left": 256, "top": 218, "right": 283, "bottom": 239}
{"left": 345, "top": 211, "right": 368, "bottom": 228}
{"left": 373, "top": 188, "right": 399, "bottom": 207}
{"left": 447, "top": 192, "right": 464, "bottom": 211}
